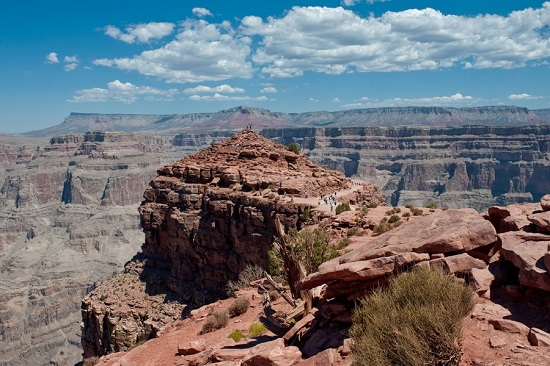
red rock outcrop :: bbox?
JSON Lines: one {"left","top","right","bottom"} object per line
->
{"left": 81, "top": 129, "right": 385, "bottom": 357}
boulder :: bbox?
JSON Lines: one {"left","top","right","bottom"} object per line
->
{"left": 177, "top": 339, "right": 206, "bottom": 356}
{"left": 469, "top": 267, "right": 495, "bottom": 295}
{"left": 499, "top": 231, "right": 550, "bottom": 291}
{"left": 528, "top": 328, "right": 550, "bottom": 347}
{"left": 296, "top": 348, "right": 336, "bottom": 366}
{"left": 424, "top": 253, "right": 487, "bottom": 274}
{"left": 488, "top": 319, "right": 529, "bottom": 334}
{"left": 487, "top": 204, "right": 538, "bottom": 233}
{"left": 545, "top": 248, "right": 550, "bottom": 272}
{"left": 241, "top": 338, "right": 302, "bottom": 366}
{"left": 335, "top": 209, "right": 497, "bottom": 265}
{"left": 541, "top": 194, "right": 550, "bottom": 211}
{"left": 528, "top": 211, "right": 550, "bottom": 232}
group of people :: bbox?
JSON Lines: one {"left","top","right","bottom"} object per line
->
{"left": 319, "top": 193, "right": 338, "bottom": 211}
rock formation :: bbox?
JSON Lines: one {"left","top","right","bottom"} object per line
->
{"left": 262, "top": 125, "right": 550, "bottom": 210}
{"left": 0, "top": 133, "right": 187, "bottom": 366}
{"left": 80, "top": 129, "right": 384, "bottom": 358}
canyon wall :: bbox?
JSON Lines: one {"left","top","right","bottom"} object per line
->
{"left": 261, "top": 126, "right": 550, "bottom": 211}
{"left": 0, "top": 133, "right": 186, "bottom": 366}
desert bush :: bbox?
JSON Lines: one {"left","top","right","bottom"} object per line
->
{"left": 228, "top": 330, "right": 246, "bottom": 342}
{"left": 287, "top": 143, "right": 301, "bottom": 154}
{"left": 200, "top": 310, "right": 229, "bottom": 334}
{"left": 425, "top": 202, "right": 438, "bottom": 209}
{"left": 373, "top": 221, "right": 392, "bottom": 235}
{"left": 226, "top": 265, "right": 265, "bottom": 296}
{"left": 228, "top": 297, "right": 250, "bottom": 318}
{"left": 289, "top": 227, "right": 338, "bottom": 274}
{"left": 410, "top": 207, "right": 424, "bottom": 216}
{"left": 350, "top": 268, "right": 475, "bottom": 366}
{"left": 268, "top": 290, "right": 280, "bottom": 301}
{"left": 248, "top": 322, "right": 267, "bottom": 338}
{"left": 335, "top": 202, "right": 351, "bottom": 215}
{"left": 300, "top": 208, "right": 311, "bottom": 221}
{"left": 267, "top": 249, "right": 283, "bottom": 277}
{"left": 405, "top": 203, "right": 414, "bottom": 209}
{"left": 402, "top": 211, "right": 411, "bottom": 218}
{"left": 388, "top": 214, "right": 400, "bottom": 224}
{"left": 367, "top": 202, "right": 378, "bottom": 208}
{"left": 347, "top": 227, "right": 358, "bottom": 237}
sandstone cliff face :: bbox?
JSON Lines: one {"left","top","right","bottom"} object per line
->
{"left": 0, "top": 133, "right": 186, "bottom": 366}
{"left": 81, "top": 130, "right": 385, "bottom": 357}
{"left": 262, "top": 126, "right": 550, "bottom": 211}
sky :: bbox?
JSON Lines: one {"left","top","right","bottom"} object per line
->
{"left": 0, "top": 0, "right": 549, "bottom": 133}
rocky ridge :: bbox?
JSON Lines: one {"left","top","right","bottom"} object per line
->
{"left": 24, "top": 106, "right": 550, "bottom": 137}
{"left": 81, "top": 129, "right": 385, "bottom": 358}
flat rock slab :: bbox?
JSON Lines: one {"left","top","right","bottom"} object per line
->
{"left": 331, "top": 209, "right": 496, "bottom": 266}
{"left": 528, "top": 211, "right": 550, "bottom": 232}
{"left": 499, "top": 231, "right": 550, "bottom": 291}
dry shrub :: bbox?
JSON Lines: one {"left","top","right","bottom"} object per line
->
{"left": 200, "top": 310, "right": 229, "bottom": 334}
{"left": 227, "top": 265, "right": 265, "bottom": 296}
{"left": 228, "top": 297, "right": 250, "bottom": 318}
{"left": 350, "top": 268, "right": 475, "bottom": 366}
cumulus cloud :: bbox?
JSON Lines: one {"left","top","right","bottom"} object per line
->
{"left": 104, "top": 22, "right": 175, "bottom": 44}
{"left": 46, "top": 52, "right": 59, "bottom": 63}
{"left": 260, "top": 87, "right": 278, "bottom": 93}
{"left": 192, "top": 7, "right": 212, "bottom": 17}
{"left": 64, "top": 56, "right": 78, "bottom": 63}
{"left": 241, "top": 4, "right": 550, "bottom": 77}
{"left": 68, "top": 80, "right": 178, "bottom": 103}
{"left": 189, "top": 93, "right": 268, "bottom": 101}
{"left": 64, "top": 63, "right": 78, "bottom": 72}
{"left": 183, "top": 84, "right": 244, "bottom": 94}
{"left": 344, "top": 93, "right": 476, "bottom": 107}
{"left": 95, "top": 19, "right": 253, "bottom": 83}
{"left": 508, "top": 93, "right": 543, "bottom": 100}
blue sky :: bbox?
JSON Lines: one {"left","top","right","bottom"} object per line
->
{"left": 1, "top": 0, "right": 549, "bottom": 133}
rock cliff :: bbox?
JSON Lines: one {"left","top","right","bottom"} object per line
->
{"left": 80, "top": 129, "right": 385, "bottom": 357}
{"left": 262, "top": 126, "right": 550, "bottom": 210}
{"left": 0, "top": 133, "right": 186, "bottom": 366}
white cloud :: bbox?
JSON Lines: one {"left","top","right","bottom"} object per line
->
{"left": 68, "top": 80, "right": 178, "bottom": 104}
{"left": 64, "top": 63, "right": 78, "bottom": 72}
{"left": 332, "top": 97, "right": 340, "bottom": 103}
{"left": 189, "top": 93, "right": 268, "bottom": 101}
{"left": 183, "top": 84, "right": 244, "bottom": 94}
{"left": 260, "top": 87, "right": 278, "bottom": 93}
{"left": 309, "top": 97, "right": 319, "bottom": 102}
{"left": 344, "top": 93, "right": 476, "bottom": 107}
{"left": 342, "top": 0, "right": 389, "bottom": 6}
{"left": 96, "top": 19, "right": 253, "bottom": 83}
{"left": 104, "top": 22, "right": 175, "bottom": 44}
{"left": 192, "top": 7, "right": 213, "bottom": 17}
{"left": 46, "top": 52, "right": 59, "bottom": 64}
{"left": 508, "top": 93, "right": 543, "bottom": 100}
{"left": 241, "top": 4, "right": 550, "bottom": 77}
{"left": 64, "top": 55, "right": 78, "bottom": 63}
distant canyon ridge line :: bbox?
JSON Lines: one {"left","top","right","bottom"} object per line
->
{"left": 24, "top": 105, "right": 550, "bottom": 210}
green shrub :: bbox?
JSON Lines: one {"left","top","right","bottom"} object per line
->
{"left": 350, "top": 268, "right": 475, "bottom": 366}
{"left": 248, "top": 322, "right": 267, "bottom": 338}
{"left": 228, "top": 297, "right": 250, "bottom": 318}
{"left": 289, "top": 228, "right": 338, "bottom": 274}
{"left": 200, "top": 310, "right": 229, "bottom": 334}
{"left": 388, "top": 214, "right": 400, "bottom": 224}
{"left": 288, "top": 143, "right": 301, "bottom": 154}
{"left": 402, "top": 212, "right": 411, "bottom": 218}
{"left": 267, "top": 249, "right": 283, "bottom": 277}
{"left": 373, "top": 221, "right": 391, "bottom": 235}
{"left": 335, "top": 202, "right": 351, "bottom": 215}
{"left": 300, "top": 208, "right": 311, "bottom": 221}
{"left": 228, "top": 330, "right": 246, "bottom": 342}
{"left": 347, "top": 227, "right": 359, "bottom": 237}
{"left": 367, "top": 202, "right": 378, "bottom": 208}
{"left": 425, "top": 202, "right": 438, "bottom": 209}
{"left": 336, "top": 237, "right": 352, "bottom": 249}
{"left": 405, "top": 204, "right": 414, "bottom": 209}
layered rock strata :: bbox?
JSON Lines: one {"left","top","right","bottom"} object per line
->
{"left": 0, "top": 133, "right": 186, "bottom": 366}
{"left": 262, "top": 126, "right": 550, "bottom": 210}
{"left": 80, "top": 129, "right": 385, "bottom": 357}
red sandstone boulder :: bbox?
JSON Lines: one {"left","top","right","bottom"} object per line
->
{"left": 487, "top": 203, "right": 538, "bottom": 233}
{"left": 241, "top": 338, "right": 302, "bottom": 366}
{"left": 499, "top": 231, "right": 550, "bottom": 291}
{"left": 528, "top": 211, "right": 550, "bottom": 232}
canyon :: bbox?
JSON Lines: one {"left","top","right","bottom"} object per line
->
{"left": 1, "top": 105, "right": 550, "bottom": 365}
